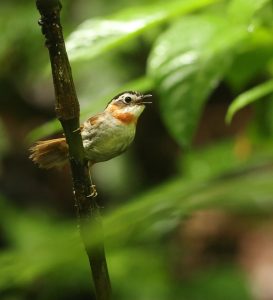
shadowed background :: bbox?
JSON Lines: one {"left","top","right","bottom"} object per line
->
{"left": 1, "top": 0, "right": 273, "bottom": 299}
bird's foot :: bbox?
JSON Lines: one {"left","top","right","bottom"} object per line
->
{"left": 87, "top": 184, "right": 98, "bottom": 198}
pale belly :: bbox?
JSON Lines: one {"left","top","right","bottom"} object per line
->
{"left": 81, "top": 120, "right": 136, "bottom": 163}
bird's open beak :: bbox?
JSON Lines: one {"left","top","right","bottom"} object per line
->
{"left": 137, "top": 94, "right": 152, "bottom": 105}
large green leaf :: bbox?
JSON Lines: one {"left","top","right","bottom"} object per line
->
{"left": 66, "top": 0, "right": 219, "bottom": 62}
{"left": 148, "top": 15, "right": 247, "bottom": 147}
{"left": 228, "top": 0, "right": 271, "bottom": 23}
{"left": 226, "top": 79, "right": 273, "bottom": 123}
{"left": 225, "top": 27, "right": 273, "bottom": 91}
{"left": 148, "top": 0, "right": 272, "bottom": 147}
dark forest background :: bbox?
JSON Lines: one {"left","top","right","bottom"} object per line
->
{"left": 1, "top": 0, "right": 273, "bottom": 299}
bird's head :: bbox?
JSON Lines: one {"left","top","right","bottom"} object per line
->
{"left": 106, "top": 91, "right": 152, "bottom": 124}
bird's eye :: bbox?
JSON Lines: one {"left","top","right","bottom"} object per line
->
{"left": 124, "top": 96, "right": 132, "bottom": 103}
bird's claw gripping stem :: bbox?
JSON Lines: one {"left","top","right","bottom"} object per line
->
{"left": 87, "top": 184, "right": 98, "bottom": 198}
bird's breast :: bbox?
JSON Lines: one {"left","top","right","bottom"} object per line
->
{"left": 81, "top": 114, "right": 136, "bottom": 163}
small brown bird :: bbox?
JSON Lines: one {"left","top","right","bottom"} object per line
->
{"left": 29, "top": 91, "right": 152, "bottom": 171}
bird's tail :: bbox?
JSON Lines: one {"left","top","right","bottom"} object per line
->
{"left": 29, "top": 138, "right": 69, "bottom": 169}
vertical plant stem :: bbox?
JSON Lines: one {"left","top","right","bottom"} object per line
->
{"left": 35, "top": 1, "right": 111, "bottom": 299}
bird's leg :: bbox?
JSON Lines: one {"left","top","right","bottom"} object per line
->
{"left": 87, "top": 161, "right": 98, "bottom": 198}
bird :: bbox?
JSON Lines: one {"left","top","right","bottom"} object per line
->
{"left": 29, "top": 91, "right": 152, "bottom": 194}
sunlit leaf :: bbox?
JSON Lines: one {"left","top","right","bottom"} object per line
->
{"left": 66, "top": 0, "right": 219, "bottom": 62}
{"left": 148, "top": 15, "right": 247, "bottom": 147}
{"left": 228, "top": 0, "right": 271, "bottom": 22}
{"left": 226, "top": 79, "right": 273, "bottom": 123}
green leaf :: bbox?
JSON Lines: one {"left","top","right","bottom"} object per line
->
{"left": 226, "top": 79, "right": 273, "bottom": 123}
{"left": 27, "top": 76, "right": 154, "bottom": 142}
{"left": 148, "top": 15, "right": 247, "bottom": 147}
{"left": 226, "top": 45, "right": 273, "bottom": 92}
{"left": 66, "top": 0, "right": 219, "bottom": 62}
{"left": 228, "top": 0, "right": 271, "bottom": 23}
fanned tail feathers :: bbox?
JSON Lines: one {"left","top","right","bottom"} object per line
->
{"left": 29, "top": 138, "right": 69, "bottom": 169}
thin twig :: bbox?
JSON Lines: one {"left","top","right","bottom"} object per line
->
{"left": 35, "top": 1, "right": 111, "bottom": 299}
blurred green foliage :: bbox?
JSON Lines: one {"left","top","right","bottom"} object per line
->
{"left": 2, "top": 0, "right": 273, "bottom": 299}
{"left": 226, "top": 79, "right": 273, "bottom": 122}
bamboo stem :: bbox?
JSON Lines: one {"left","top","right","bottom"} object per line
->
{"left": 35, "top": 1, "right": 111, "bottom": 299}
